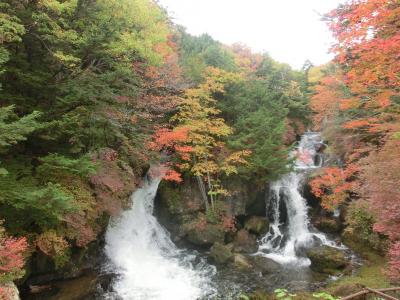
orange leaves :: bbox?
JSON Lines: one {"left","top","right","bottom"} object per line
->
{"left": 327, "top": 0, "right": 400, "bottom": 107}
{"left": 310, "top": 75, "right": 344, "bottom": 126}
{"left": 162, "top": 169, "right": 183, "bottom": 183}
{"left": 148, "top": 127, "right": 190, "bottom": 152}
{"left": 339, "top": 98, "right": 360, "bottom": 111}
{"left": 342, "top": 118, "right": 380, "bottom": 130}
{"left": 310, "top": 165, "right": 359, "bottom": 211}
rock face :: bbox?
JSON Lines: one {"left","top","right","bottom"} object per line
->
{"left": 306, "top": 246, "right": 347, "bottom": 274}
{"left": 210, "top": 243, "right": 234, "bottom": 264}
{"left": 186, "top": 224, "right": 225, "bottom": 247}
{"left": 244, "top": 216, "right": 269, "bottom": 236}
{"left": 233, "top": 229, "right": 258, "bottom": 254}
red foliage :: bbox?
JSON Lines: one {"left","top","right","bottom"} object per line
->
{"left": 388, "top": 242, "right": 400, "bottom": 281}
{"left": 310, "top": 165, "right": 359, "bottom": 211}
{"left": 327, "top": 0, "right": 400, "bottom": 108}
{"left": 148, "top": 127, "right": 193, "bottom": 183}
{"left": 0, "top": 236, "right": 27, "bottom": 276}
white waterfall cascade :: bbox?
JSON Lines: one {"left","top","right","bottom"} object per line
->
{"left": 258, "top": 132, "right": 337, "bottom": 266}
{"left": 104, "top": 170, "right": 215, "bottom": 300}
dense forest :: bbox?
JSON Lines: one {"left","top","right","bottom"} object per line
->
{"left": 0, "top": 0, "right": 399, "bottom": 299}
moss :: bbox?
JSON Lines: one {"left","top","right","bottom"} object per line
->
{"left": 158, "top": 181, "right": 182, "bottom": 214}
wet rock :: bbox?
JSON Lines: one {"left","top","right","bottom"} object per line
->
{"left": 251, "top": 256, "right": 281, "bottom": 274}
{"left": 233, "top": 229, "right": 258, "bottom": 254}
{"left": 0, "top": 282, "right": 20, "bottom": 300}
{"left": 210, "top": 243, "right": 234, "bottom": 264}
{"left": 314, "top": 216, "right": 341, "bottom": 233}
{"left": 233, "top": 254, "right": 252, "bottom": 270}
{"left": 186, "top": 224, "right": 225, "bottom": 247}
{"left": 244, "top": 216, "right": 269, "bottom": 236}
{"left": 306, "top": 246, "right": 347, "bottom": 274}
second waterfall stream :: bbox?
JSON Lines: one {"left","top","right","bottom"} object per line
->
{"left": 104, "top": 168, "right": 216, "bottom": 300}
{"left": 258, "top": 132, "right": 335, "bottom": 265}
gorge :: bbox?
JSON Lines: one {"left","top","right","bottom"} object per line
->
{"left": 1, "top": 0, "right": 398, "bottom": 299}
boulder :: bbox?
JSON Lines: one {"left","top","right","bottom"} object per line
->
{"left": 186, "top": 224, "right": 225, "bottom": 247}
{"left": 306, "top": 246, "right": 347, "bottom": 274}
{"left": 244, "top": 216, "right": 269, "bottom": 236}
{"left": 233, "top": 229, "right": 258, "bottom": 253}
{"left": 251, "top": 256, "right": 281, "bottom": 275}
{"left": 210, "top": 243, "right": 234, "bottom": 264}
{"left": 233, "top": 254, "right": 252, "bottom": 270}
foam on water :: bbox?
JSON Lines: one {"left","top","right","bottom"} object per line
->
{"left": 104, "top": 171, "right": 215, "bottom": 300}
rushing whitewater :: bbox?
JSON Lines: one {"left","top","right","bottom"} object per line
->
{"left": 258, "top": 132, "right": 335, "bottom": 266}
{"left": 104, "top": 171, "right": 215, "bottom": 300}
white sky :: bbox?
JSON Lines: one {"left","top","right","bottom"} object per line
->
{"left": 158, "top": 0, "right": 343, "bottom": 69}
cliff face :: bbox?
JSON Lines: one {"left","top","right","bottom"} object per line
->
{"left": 154, "top": 178, "right": 267, "bottom": 249}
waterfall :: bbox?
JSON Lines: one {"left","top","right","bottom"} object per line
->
{"left": 104, "top": 169, "right": 215, "bottom": 300}
{"left": 258, "top": 132, "right": 335, "bottom": 266}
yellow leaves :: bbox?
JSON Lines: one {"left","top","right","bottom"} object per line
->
{"left": 35, "top": 230, "right": 69, "bottom": 257}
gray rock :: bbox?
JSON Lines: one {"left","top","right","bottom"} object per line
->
{"left": 251, "top": 255, "right": 281, "bottom": 274}
{"left": 233, "top": 254, "right": 252, "bottom": 269}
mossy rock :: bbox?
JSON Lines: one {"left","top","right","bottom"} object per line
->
{"left": 233, "top": 229, "right": 258, "bottom": 254}
{"left": 210, "top": 242, "right": 234, "bottom": 264}
{"left": 306, "top": 246, "right": 347, "bottom": 275}
{"left": 186, "top": 224, "right": 225, "bottom": 247}
{"left": 244, "top": 216, "right": 269, "bottom": 236}
{"left": 314, "top": 216, "right": 341, "bottom": 233}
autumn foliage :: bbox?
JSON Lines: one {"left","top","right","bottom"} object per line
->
{"left": 310, "top": 165, "right": 358, "bottom": 211}
{"left": 0, "top": 224, "right": 27, "bottom": 298}
{"left": 309, "top": 0, "right": 400, "bottom": 281}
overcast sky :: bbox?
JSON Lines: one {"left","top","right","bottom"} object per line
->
{"left": 158, "top": 0, "right": 343, "bottom": 69}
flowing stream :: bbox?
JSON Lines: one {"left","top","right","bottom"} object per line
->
{"left": 258, "top": 132, "right": 336, "bottom": 266}
{"left": 104, "top": 171, "right": 216, "bottom": 300}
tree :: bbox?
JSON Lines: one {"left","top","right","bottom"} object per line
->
{"left": 168, "top": 67, "right": 249, "bottom": 210}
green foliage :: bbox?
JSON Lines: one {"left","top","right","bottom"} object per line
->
{"left": 312, "top": 292, "right": 339, "bottom": 300}
{"left": 274, "top": 288, "right": 296, "bottom": 300}
{"left": 344, "top": 201, "right": 386, "bottom": 253}
{"left": 0, "top": 105, "right": 41, "bottom": 150}
{"left": 222, "top": 79, "right": 291, "bottom": 183}
{"left": 0, "top": 163, "right": 74, "bottom": 229}
{"left": 37, "top": 154, "right": 96, "bottom": 178}
{"left": 177, "top": 30, "right": 236, "bottom": 83}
